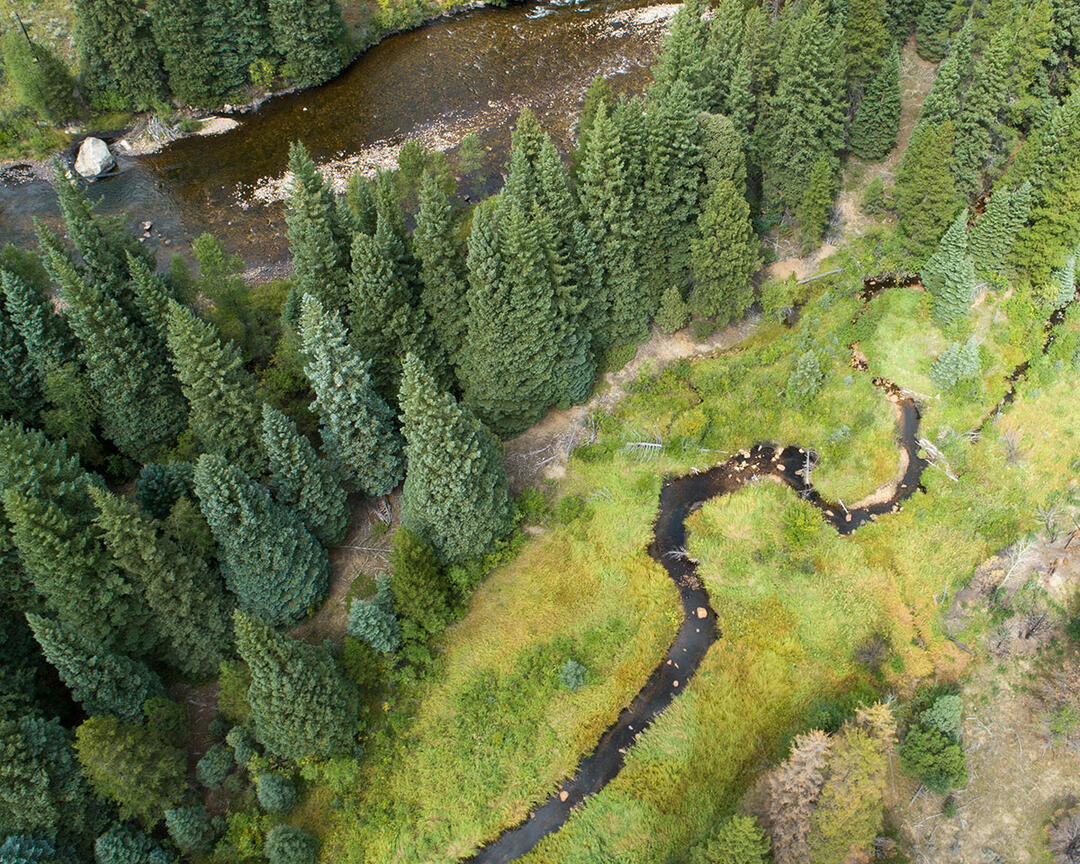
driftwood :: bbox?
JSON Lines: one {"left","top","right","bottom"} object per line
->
{"left": 796, "top": 267, "right": 844, "bottom": 285}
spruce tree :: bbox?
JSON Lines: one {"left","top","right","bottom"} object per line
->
{"left": 760, "top": 0, "right": 845, "bottom": 212}
{"left": 25, "top": 615, "right": 164, "bottom": 722}
{"left": 576, "top": 101, "right": 647, "bottom": 352}
{"left": 345, "top": 172, "right": 378, "bottom": 234}
{"left": 918, "top": 21, "right": 973, "bottom": 127}
{"left": 152, "top": 0, "right": 217, "bottom": 105}
{"left": 459, "top": 196, "right": 562, "bottom": 438}
{"left": 916, "top": 0, "right": 953, "bottom": 60}
{"left": 267, "top": 0, "right": 345, "bottom": 86}
{"left": 650, "top": 0, "right": 727, "bottom": 111}
{"left": 923, "top": 211, "right": 978, "bottom": 328}
{"left": 414, "top": 171, "right": 469, "bottom": 366}
{"left": 285, "top": 142, "right": 351, "bottom": 316}
{"left": 165, "top": 805, "right": 216, "bottom": 856}
{"left": 261, "top": 404, "right": 349, "bottom": 547}
{"left": 74, "top": 716, "right": 186, "bottom": 825}
{"left": 952, "top": 29, "right": 1012, "bottom": 198}
{"left": 895, "top": 120, "right": 960, "bottom": 263}
{"left": 0, "top": 290, "right": 42, "bottom": 425}
{"left": 389, "top": 527, "right": 451, "bottom": 635}
{"left": 655, "top": 284, "right": 691, "bottom": 334}
{"left": 89, "top": 486, "right": 230, "bottom": 680}
{"left": 642, "top": 80, "right": 706, "bottom": 307}
{"left": 166, "top": 301, "right": 265, "bottom": 476}
{"left": 0, "top": 29, "right": 78, "bottom": 122}
{"left": 72, "top": 0, "right": 163, "bottom": 109}
{"left": 1052, "top": 249, "right": 1078, "bottom": 307}
{"left": 700, "top": 113, "right": 748, "bottom": 194}
{"left": 1011, "top": 90, "right": 1080, "bottom": 282}
{"left": 0, "top": 422, "right": 152, "bottom": 655}
{"left": 690, "top": 180, "right": 761, "bottom": 321}
{"left": 843, "top": 0, "right": 889, "bottom": 83}
{"left": 572, "top": 76, "right": 615, "bottom": 173}
{"left": 0, "top": 268, "right": 75, "bottom": 379}
{"left": 786, "top": 351, "right": 824, "bottom": 405}
{"left": 969, "top": 180, "right": 1032, "bottom": 282}
{"left": 233, "top": 610, "right": 358, "bottom": 760}
{"left": 399, "top": 353, "right": 510, "bottom": 564}
{"left": 94, "top": 823, "right": 173, "bottom": 864}
{"left": 204, "top": 0, "right": 273, "bottom": 95}
{"left": 45, "top": 243, "right": 183, "bottom": 462}
{"left": 693, "top": 815, "right": 770, "bottom": 864}
{"left": 930, "top": 337, "right": 980, "bottom": 390}
{"left": 795, "top": 157, "right": 837, "bottom": 250}
{"left": 849, "top": 44, "right": 901, "bottom": 161}
{"left": 0, "top": 714, "right": 96, "bottom": 841}
{"left": 299, "top": 295, "right": 405, "bottom": 496}
{"left": 194, "top": 454, "right": 329, "bottom": 626}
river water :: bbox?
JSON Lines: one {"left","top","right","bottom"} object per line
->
{"left": 0, "top": 0, "right": 670, "bottom": 270}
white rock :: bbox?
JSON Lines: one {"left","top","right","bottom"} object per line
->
{"left": 74, "top": 137, "right": 115, "bottom": 178}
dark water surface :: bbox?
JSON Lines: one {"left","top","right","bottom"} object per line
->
{"left": 0, "top": 0, "right": 665, "bottom": 267}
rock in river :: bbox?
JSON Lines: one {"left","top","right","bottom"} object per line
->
{"left": 74, "top": 137, "right": 116, "bottom": 178}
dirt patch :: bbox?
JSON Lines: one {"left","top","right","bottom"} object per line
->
{"left": 835, "top": 39, "right": 938, "bottom": 238}
{"left": 503, "top": 315, "right": 761, "bottom": 491}
{"left": 766, "top": 243, "right": 840, "bottom": 283}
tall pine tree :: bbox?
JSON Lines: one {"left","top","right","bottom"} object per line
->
{"left": 690, "top": 180, "right": 761, "bottom": 321}
{"left": 73, "top": 0, "right": 163, "bottom": 109}
{"left": 299, "top": 295, "right": 404, "bottom": 496}
{"left": 923, "top": 211, "right": 978, "bottom": 328}
{"left": 152, "top": 0, "right": 217, "bottom": 105}
{"left": 267, "top": 0, "right": 345, "bottom": 86}
{"left": 194, "top": 454, "right": 329, "bottom": 627}
{"left": 399, "top": 353, "right": 510, "bottom": 565}
{"left": 849, "top": 43, "right": 901, "bottom": 160}
{"left": 895, "top": 120, "right": 960, "bottom": 263}
{"left": 969, "top": 180, "right": 1032, "bottom": 282}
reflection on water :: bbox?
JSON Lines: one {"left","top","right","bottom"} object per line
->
{"left": 0, "top": 0, "right": 664, "bottom": 270}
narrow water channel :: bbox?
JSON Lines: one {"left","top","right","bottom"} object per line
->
{"left": 0, "top": 0, "right": 669, "bottom": 268}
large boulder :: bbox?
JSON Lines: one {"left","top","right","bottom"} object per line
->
{"left": 74, "top": 137, "right": 116, "bottom": 178}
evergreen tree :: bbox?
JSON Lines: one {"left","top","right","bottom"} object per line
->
{"left": 843, "top": 0, "right": 889, "bottom": 83}
{"left": 952, "top": 29, "right": 1012, "bottom": 198}
{"left": 930, "top": 338, "right": 980, "bottom": 390}
{"left": 0, "top": 267, "right": 75, "bottom": 379}
{"left": 0, "top": 422, "right": 152, "bottom": 654}
{"left": 969, "top": 180, "right": 1032, "bottom": 281}
{"left": 918, "top": 21, "right": 973, "bottom": 127}
{"left": 389, "top": 527, "right": 451, "bottom": 636}
{"left": 691, "top": 815, "right": 770, "bottom": 864}
{"left": 72, "top": 0, "right": 163, "bottom": 109}
{"left": 0, "top": 29, "right": 78, "bottom": 122}
{"left": 261, "top": 404, "right": 349, "bottom": 547}
{"left": 345, "top": 172, "right": 378, "bottom": 234}
{"left": 25, "top": 615, "right": 164, "bottom": 722}
{"left": 265, "top": 826, "right": 318, "bottom": 864}
{"left": 75, "top": 716, "right": 186, "bottom": 825}
{"left": 1011, "top": 90, "right": 1080, "bottom": 282}
{"left": 89, "top": 486, "right": 230, "bottom": 679}
{"left": 285, "top": 142, "right": 351, "bottom": 316}
{"left": 194, "top": 454, "right": 328, "bottom": 627}
{"left": 690, "top": 180, "right": 760, "bottom": 321}
{"left": 794, "top": 157, "right": 837, "bottom": 250}
{"left": 895, "top": 120, "right": 960, "bottom": 263}
{"left": 204, "top": 0, "right": 273, "bottom": 95}
{"left": 255, "top": 773, "right": 297, "bottom": 813}
{"left": 0, "top": 713, "right": 97, "bottom": 842}
{"left": 267, "top": 0, "right": 345, "bottom": 86}
{"left": 651, "top": 0, "right": 727, "bottom": 110}
{"left": 152, "top": 0, "right": 216, "bottom": 105}
{"left": 133, "top": 461, "right": 195, "bottom": 520}
{"left": 233, "top": 611, "right": 358, "bottom": 760}
{"left": 655, "top": 284, "right": 690, "bottom": 334}
{"left": 1051, "top": 250, "right": 1078, "bottom": 307}
{"left": 923, "top": 211, "right": 978, "bottom": 328}
{"left": 299, "top": 295, "right": 404, "bottom": 496}
{"left": 459, "top": 196, "right": 562, "bottom": 438}
{"left": 166, "top": 301, "right": 265, "bottom": 476}
{"left": 347, "top": 574, "right": 400, "bottom": 653}
{"left": 786, "top": 351, "right": 824, "bottom": 405}
{"left": 94, "top": 823, "right": 172, "bottom": 864}
{"left": 414, "top": 171, "right": 469, "bottom": 367}
{"left": 642, "top": 80, "right": 706, "bottom": 307}
{"left": 916, "top": 0, "right": 954, "bottom": 60}
{"left": 45, "top": 240, "right": 183, "bottom": 462}
{"left": 700, "top": 113, "right": 748, "bottom": 194}
{"left": 165, "top": 805, "right": 216, "bottom": 856}
{"left": 0, "top": 288, "right": 42, "bottom": 425}
{"left": 0, "top": 835, "right": 67, "bottom": 864}
{"left": 399, "top": 353, "right": 510, "bottom": 564}
{"left": 572, "top": 75, "right": 615, "bottom": 173}
{"left": 760, "top": 0, "right": 845, "bottom": 211}
{"left": 576, "top": 101, "right": 646, "bottom": 352}
{"left": 849, "top": 44, "right": 901, "bottom": 160}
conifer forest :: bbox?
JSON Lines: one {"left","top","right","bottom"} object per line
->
{"left": 5, "top": 0, "right": 1080, "bottom": 861}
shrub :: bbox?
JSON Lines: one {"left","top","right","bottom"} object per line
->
{"left": 555, "top": 494, "right": 586, "bottom": 524}
{"left": 558, "top": 659, "right": 587, "bottom": 692}
{"left": 1048, "top": 807, "right": 1080, "bottom": 864}
{"left": 860, "top": 177, "right": 891, "bottom": 215}
{"left": 196, "top": 743, "right": 234, "bottom": 789}
{"left": 265, "top": 825, "right": 318, "bottom": 864}
{"left": 256, "top": 772, "right": 297, "bottom": 813}
{"left": 341, "top": 636, "right": 382, "bottom": 692}
{"left": 786, "top": 351, "right": 824, "bottom": 405}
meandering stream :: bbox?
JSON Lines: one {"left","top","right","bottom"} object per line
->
{"left": 0, "top": 0, "right": 669, "bottom": 267}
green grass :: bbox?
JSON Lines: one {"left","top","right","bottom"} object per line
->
{"left": 303, "top": 233, "right": 1080, "bottom": 863}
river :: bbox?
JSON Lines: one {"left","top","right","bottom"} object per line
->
{"left": 0, "top": 0, "right": 672, "bottom": 272}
